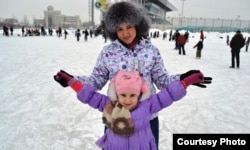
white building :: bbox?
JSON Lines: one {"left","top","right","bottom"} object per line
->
{"left": 63, "top": 15, "right": 81, "bottom": 28}
{"left": 44, "top": 6, "right": 81, "bottom": 28}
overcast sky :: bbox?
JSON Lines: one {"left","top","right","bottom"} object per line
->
{"left": 168, "top": 0, "right": 250, "bottom": 20}
{"left": 0, "top": 0, "right": 249, "bottom": 24}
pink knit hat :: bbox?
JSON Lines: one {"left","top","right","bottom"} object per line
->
{"left": 115, "top": 71, "right": 142, "bottom": 96}
{"left": 107, "top": 70, "right": 150, "bottom": 101}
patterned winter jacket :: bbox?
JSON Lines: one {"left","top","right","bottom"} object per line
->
{"left": 76, "top": 38, "right": 180, "bottom": 94}
{"left": 76, "top": 81, "right": 186, "bottom": 150}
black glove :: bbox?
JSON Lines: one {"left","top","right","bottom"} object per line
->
{"left": 180, "top": 70, "right": 212, "bottom": 88}
{"left": 54, "top": 70, "right": 73, "bottom": 87}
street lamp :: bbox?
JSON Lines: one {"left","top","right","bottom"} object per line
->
{"left": 181, "top": 0, "right": 185, "bottom": 27}
{"left": 237, "top": 15, "right": 241, "bottom": 28}
{"left": 163, "top": 0, "right": 167, "bottom": 30}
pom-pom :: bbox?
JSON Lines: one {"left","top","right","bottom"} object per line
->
{"left": 141, "top": 85, "right": 148, "bottom": 93}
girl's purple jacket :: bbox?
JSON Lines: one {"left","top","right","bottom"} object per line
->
{"left": 76, "top": 81, "right": 186, "bottom": 150}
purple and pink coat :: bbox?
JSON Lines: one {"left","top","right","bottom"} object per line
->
{"left": 75, "top": 80, "right": 186, "bottom": 150}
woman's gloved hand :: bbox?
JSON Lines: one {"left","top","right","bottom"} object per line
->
{"left": 54, "top": 70, "right": 73, "bottom": 87}
{"left": 180, "top": 70, "right": 212, "bottom": 88}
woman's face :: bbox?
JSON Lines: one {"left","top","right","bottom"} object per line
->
{"left": 118, "top": 93, "right": 138, "bottom": 110}
{"left": 116, "top": 23, "right": 137, "bottom": 45}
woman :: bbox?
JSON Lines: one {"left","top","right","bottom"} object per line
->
{"left": 54, "top": 2, "right": 210, "bottom": 148}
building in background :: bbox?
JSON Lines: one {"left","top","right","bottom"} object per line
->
{"left": 95, "top": 0, "right": 176, "bottom": 31}
{"left": 4, "top": 18, "right": 18, "bottom": 25}
{"left": 143, "top": 0, "right": 176, "bottom": 22}
{"left": 168, "top": 16, "right": 250, "bottom": 32}
{"left": 44, "top": 6, "right": 81, "bottom": 28}
{"left": 63, "top": 15, "right": 81, "bottom": 28}
{"left": 34, "top": 19, "right": 45, "bottom": 27}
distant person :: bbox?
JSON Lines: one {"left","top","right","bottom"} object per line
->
{"left": 178, "top": 34, "right": 186, "bottom": 55}
{"left": 59, "top": 27, "right": 62, "bottom": 37}
{"left": 245, "top": 37, "right": 250, "bottom": 52}
{"left": 75, "top": 29, "right": 81, "bottom": 42}
{"left": 48, "top": 28, "right": 53, "bottom": 36}
{"left": 89, "top": 29, "right": 93, "bottom": 38}
{"left": 64, "top": 29, "right": 68, "bottom": 39}
{"left": 41, "top": 26, "right": 45, "bottom": 36}
{"left": 57, "top": 27, "right": 62, "bottom": 37}
{"left": 184, "top": 31, "right": 189, "bottom": 42}
{"left": 200, "top": 30, "right": 204, "bottom": 41}
{"left": 10, "top": 26, "right": 14, "bottom": 36}
{"left": 229, "top": 30, "right": 245, "bottom": 68}
{"left": 162, "top": 32, "right": 167, "bottom": 40}
{"left": 193, "top": 39, "right": 203, "bottom": 59}
{"left": 84, "top": 29, "right": 89, "bottom": 41}
{"left": 226, "top": 35, "right": 230, "bottom": 45}
{"left": 22, "top": 26, "right": 25, "bottom": 37}
{"left": 153, "top": 31, "right": 157, "bottom": 38}
{"left": 174, "top": 30, "right": 180, "bottom": 49}
{"left": 169, "top": 30, "right": 172, "bottom": 41}
{"left": 3, "top": 25, "right": 9, "bottom": 36}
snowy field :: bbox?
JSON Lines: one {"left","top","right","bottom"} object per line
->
{"left": 0, "top": 29, "right": 250, "bottom": 150}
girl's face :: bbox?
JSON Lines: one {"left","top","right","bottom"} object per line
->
{"left": 116, "top": 23, "right": 137, "bottom": 45}
{"left": 118, "top": 93, "right": 139, "bottom": 110}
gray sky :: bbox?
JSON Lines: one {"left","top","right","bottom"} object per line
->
{"left": 0, "top": 0, "right": 249, "bottom": 24}
{"left": 168, "top": 0, "right": 250, "bottom": 20}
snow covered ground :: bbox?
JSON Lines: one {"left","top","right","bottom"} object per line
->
{"left": 0, "top": 29, "right": 250, "bottom": 150}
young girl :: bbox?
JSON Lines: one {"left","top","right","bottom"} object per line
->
{"left": 54, "top": 70, "right": 212, "bottom": 150}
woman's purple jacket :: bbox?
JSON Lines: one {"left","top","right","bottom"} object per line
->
{"left": 76, "top": 81, "right": 186, "bottom": 150}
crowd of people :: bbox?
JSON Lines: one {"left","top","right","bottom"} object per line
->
{"left": 149, "top": 29, "right": 205, "bottom": 58}
{"left": 2, "top": 23, "right": 249, "bottom": 69}
{"left": 150, "top": 28, "right": 249, "bottom": 67}
{"left": 2, "top": 25, "right": 99, "bottom": 42}
{"left": 2, "top": 25, "right": 14, "bottom": 36}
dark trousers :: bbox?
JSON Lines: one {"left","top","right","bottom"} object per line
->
{"left": 179, "top": 45, "right": 186, "bottom": 55}
{"left": 104, "top": 117, "right": 159, "bottom": 150}
{"left": 196, "top": 49, "right": 201, "bottom": 58}
{"left": 231, "top": 51, "right": 240, "bottom": 67}
{"left": 150, "top": 117, "right": 159, "bottom": 150}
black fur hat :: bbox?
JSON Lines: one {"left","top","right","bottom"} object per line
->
{"left": 104, "top": 2, "right": 150, "bottom": 41}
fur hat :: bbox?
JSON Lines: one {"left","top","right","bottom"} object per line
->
{"left": 107, "top": 70, "right": 150, "bottom": 101}
{"left": 104, "top": 1, "right": 150, "bottom": 41}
